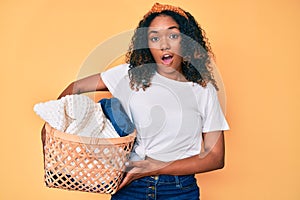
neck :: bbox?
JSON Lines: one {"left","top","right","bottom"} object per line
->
{"left": 157, "top": 69, "right": 188, "bottom": 82}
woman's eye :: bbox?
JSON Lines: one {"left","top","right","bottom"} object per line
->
{"left": 169, "top": 33, "right": 179, "bottom": 39}
{"left": 150, "top": 36, "right": 159, "bottom": 42}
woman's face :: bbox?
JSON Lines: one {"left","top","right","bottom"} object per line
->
{"left": 148, "top": 15, "right": 183, "bottom": 78}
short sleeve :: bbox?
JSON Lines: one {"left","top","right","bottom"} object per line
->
{"left": 202, "top": 84, "right": 229, "bottom": 133}
{"left": 100, "top": 63, "right": 133, "bottom": 120}
{"left": 100, "top": 64, "right": 130, "bottom": 95}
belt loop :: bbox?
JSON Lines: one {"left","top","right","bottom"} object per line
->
{"left": 174, "top": 176, "right": 181, "bottom": 188}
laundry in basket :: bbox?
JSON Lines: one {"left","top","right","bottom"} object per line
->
{"left": 34, "top": 95, "right": 136, "bottom": 194}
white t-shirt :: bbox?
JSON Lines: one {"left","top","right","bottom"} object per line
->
{"left": 101, "top": 63, "right": 229, "bottom": 162}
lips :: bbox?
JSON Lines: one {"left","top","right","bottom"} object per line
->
{"left": 161, "top": 54, "right": 173, "bottom": 65}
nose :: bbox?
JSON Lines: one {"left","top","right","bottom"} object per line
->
{"left": 160, "top": 37, "right": 170, "bottom": 51}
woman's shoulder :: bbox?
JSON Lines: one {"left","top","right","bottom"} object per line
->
{"left": 205, "top": 82, "right": 217, "bottom": 92}
{"left": 192, "top": 82, "right": 218, "bottom": 103}
{"left": 194, "top": 81, "right": 216, "bottom": 93}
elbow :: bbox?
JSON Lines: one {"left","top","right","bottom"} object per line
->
{"left": 216, "top": 155, "right": 225, "bottom": 170}
{"left": 212, "top": 153, "right": 225, "bottom": 170}
{"left": 217, "top": 158, "right": 225, "bottom": 169}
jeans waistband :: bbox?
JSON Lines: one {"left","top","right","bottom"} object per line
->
{"left": 139, "top": 174, "right": 195, "bottom": 184}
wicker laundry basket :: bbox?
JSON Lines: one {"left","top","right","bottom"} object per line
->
{"left": 43, "top": 123, "right": 136, "bottom": 194}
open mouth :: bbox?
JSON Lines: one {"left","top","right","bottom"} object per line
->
{"left": 161, "top": 54, "right": 173, "bottom": 65}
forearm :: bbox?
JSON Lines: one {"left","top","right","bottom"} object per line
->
{"left": 156, "top": 151, "right": 224, "bottom": 176}
{"left": 119, "top": 132, "right": 225, "bottom": 189}
{"left": 57, "top": 73, "right": 107, "bottom": 99}
{"left": 156, "top": 132, "right": 225, "bottom": 176}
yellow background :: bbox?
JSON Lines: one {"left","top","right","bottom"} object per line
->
{"left": 1, "top": 0, "right": 299, "bottom": 199}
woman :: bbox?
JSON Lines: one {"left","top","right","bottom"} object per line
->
{"left": 55, "top": 3, "right": 229, "bottom": 199}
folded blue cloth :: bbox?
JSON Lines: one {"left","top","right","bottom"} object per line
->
{"left": 99, "top": 98, "right": 135, "bottom": 137}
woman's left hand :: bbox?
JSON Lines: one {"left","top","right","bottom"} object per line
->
{"left": 117, "top": 157, "right": 168, "bottom": 190}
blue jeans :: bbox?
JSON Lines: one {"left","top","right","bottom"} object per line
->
{"left": 111, "top": 175, "right": 200, "bottom": 200}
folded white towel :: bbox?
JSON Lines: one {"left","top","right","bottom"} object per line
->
{"left": 34, "top": 95, "right": 119, "bottom": 138}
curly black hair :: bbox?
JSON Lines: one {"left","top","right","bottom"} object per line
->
{"left": 126, "top": 9, "right": 218, "bottom": 91}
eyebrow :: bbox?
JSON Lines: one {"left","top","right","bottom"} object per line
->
{"left": 148, "top": 26, "right": 180, "bottom": 35}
